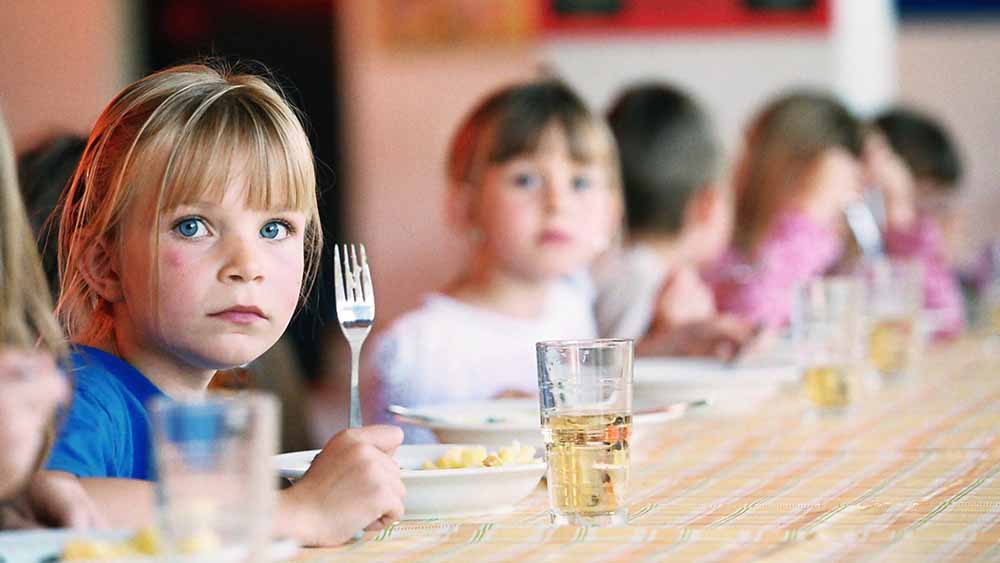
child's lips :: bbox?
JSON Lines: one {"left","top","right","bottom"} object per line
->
{"left": 539, "top": 229, "right": 572, "bottom": 244}
{"left": 209, "top": 305, "right": 268, "bottom": 325}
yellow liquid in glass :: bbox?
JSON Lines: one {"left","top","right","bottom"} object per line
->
{"left": 804, "top": 366, "right": 849, "bottom": 408}
{"left": 542, "top": 412, "right": 630, "bottom": 517}
{"left": 868, "top": 317, "right": 913, "bottom": 376}
{"left": 992, "top": 304, "right": 1000, "bottom": 334}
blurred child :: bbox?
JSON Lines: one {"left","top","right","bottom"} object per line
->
{"left": 363, "top": 80, "right": 621, "bottom": 442}
{"left": 866, "top": 107, "right": 965, "bottom": 338}
{"left": 596, "top": 82, "right": 754, "bottom": 358}
{"left": 706, "top": 91, "right": 864, "bottom": 328}
{"left": 0, "top": 113, "right": 100, "bottom": 528}
{"left": 42, "top": 63, "right": 405, "bottom": 546}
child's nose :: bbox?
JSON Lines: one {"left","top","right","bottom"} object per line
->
{"left": 219, "top": 237, "right": 264, "bottom": 283}
{"left": 544, "top": 182, "right": 569, "bottom": 213}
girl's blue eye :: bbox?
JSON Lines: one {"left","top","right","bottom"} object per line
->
{"left": 175, "top": 218, "right": 207, "bottom": 238}
{"left": 572, "top": 175, "right": 592, "bottom": 192}
{"left": 512, "top": 172, "right": 541, "bottom": 190}
{"left": 260, "top": 221, "right": 289, "bottom": 240}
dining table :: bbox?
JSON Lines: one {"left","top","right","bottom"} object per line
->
{"left": 296, "top": 336, "right": 1000, "bottom": 562}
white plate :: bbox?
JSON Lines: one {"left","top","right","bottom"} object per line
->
{"left": 0, "top": 529, "right": 298, "bottom": 563}
{"left": 634, "top": 357, "right": 799, "bottom": 415}
{"left": 390, "top": 398, "right": 698, "bottom": 448}
{"left": 274, "top": 444, "right": 545, "bottom": 520}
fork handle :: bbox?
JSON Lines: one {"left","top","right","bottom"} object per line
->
{"left": 348, "top": 345, "right": 363, "bottom": 429}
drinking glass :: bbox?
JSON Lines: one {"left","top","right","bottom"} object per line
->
{"left": 861, "top": 259, "right": 923, "bottom": 380}
{"left": 535, "top": 338, "right": 633, "bottom": 527}
{"left": 792, "top": 276, "right": 863, "bottom": 411}
{"left": 150, "top": 392, "right": 279, "bottom": 560}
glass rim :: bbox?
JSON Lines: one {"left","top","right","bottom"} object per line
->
{"left": 148, "top": 390, "right": 278, "bottom": 413}
{"left": 536, "top": 338, "right": 634, "bottom": 350}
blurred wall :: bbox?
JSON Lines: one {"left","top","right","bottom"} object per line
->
{"left": 898, "top": 20, "right": 1000, "bottom": 264}
{"left": 0, "top": 0, "right": 138, "bottom": 151}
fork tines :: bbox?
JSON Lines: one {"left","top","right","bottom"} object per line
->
{"left": 333, "top": 243, "right": 373, "bottom": 305}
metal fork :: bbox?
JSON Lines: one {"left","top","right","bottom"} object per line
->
{"left": 333, "top": 243, "right": 375, "bottom": 429}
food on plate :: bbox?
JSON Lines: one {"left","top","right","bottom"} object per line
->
{"left": 421, "top": 441, "right": 538, "bottom": 469}
{"left": 61, "top": 527, "right": 162, "bottom": 560}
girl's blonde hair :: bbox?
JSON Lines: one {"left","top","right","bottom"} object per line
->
{"left": 0, "top": 112, "right": 66, "bottom": 357}
{"left": 447, "top": 79, "right": 620, "bottom": 194}
{"left": 733, "top": 91, "right": 862, "bottom": 253}
{"left": 57, "top": 63, "right": 322, "bottom": 344}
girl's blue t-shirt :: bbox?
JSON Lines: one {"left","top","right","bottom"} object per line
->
{"left": 46, "top": 345, "right": 165, "bottom": 480}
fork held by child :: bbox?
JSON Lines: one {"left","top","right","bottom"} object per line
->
{"left": 334, "top": 244, "right": 375, "bottom": 429}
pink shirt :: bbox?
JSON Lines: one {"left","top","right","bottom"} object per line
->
{"left": 707, "top": 211, "right": 843, "bottom": 329}
{"left": 707, "top": 210, "right": 965, "bottom": 339}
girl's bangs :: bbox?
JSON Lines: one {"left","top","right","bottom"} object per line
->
{"left": 489, "top": 112, "right": 613, "bottom": 166}
{"left": 155, "top": 94, "right": 315, "bottom": 214}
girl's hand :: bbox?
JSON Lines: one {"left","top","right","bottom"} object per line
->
{"left": 277, "top": 425, "right": 405, "bottom": 546}
{"left": 650, "top": 267, "right": 716, "bottom": 333}
{"left": 1, "top": 471, "right": 107, "bottom": 529}
{"left": 637, "top": 316, "right": 757, "bottom": 361}
{"left": 0, "top": 348, "right": 69, "bottom": 500}
{"left": 800, "top": 147, "right": 865, "bottom": 227}
{"left": 864, "top": 132, "right": 916, "bottom": 229}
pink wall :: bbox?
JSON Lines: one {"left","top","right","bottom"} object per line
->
{"left": 0, "top": 1, "right": 129, "bottom": 152}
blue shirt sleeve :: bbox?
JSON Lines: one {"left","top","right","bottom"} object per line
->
{"left": 46, "top": 374, "right": 125, "bottom": 478}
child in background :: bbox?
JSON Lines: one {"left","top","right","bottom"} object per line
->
{"left": 706, "top": 91, "right": 864, "bottom": 329}
{"left": 596, "top": 83, "right": 754, "bottom": 358}
{"left": 866, "top": 107, "right": 966, "bottom": 338}
{"left": 0, "top": 113, "right": 100, "bottom": 528}
{"left": 42, "top": 63, "right": 405, "bottom": 546}
{"left": 363, "top": 80, "right": 621, "bottom": 443}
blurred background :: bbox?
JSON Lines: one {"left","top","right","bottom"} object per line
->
{"left": 2, "top": 0, "right": 999, "bottom": 443}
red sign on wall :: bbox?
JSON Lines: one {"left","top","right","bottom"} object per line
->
{"left": 540, "top": 0, "right": 831, "bottom": 36}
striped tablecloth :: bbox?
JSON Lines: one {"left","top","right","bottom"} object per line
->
{"left": 299, "top": 339, "right": 1000, "bottom": 562}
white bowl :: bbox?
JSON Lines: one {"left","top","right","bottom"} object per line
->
{"left": 274, "top": 444, "right": 545, "bottom": 520}
{"left": 634, "top": 357, "right": 799, "bottom": 415}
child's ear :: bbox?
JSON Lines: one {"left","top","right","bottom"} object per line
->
{"left": 79, "top": 237, "right": 124, "bottom": 303}
{"left": 445, "top": 181, "right": 479, "bottom": 232}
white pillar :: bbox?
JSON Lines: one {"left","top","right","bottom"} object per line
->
{"left": 832, "top": 0, "right": 898, "bottom": 117}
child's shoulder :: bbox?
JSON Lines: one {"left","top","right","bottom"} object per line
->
{"left": 67, "top": 345, "right": 163, "bottom": 412}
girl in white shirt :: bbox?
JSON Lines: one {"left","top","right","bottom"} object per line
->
{"left": 364, "top": 80, "right": 622, "bottom": 442}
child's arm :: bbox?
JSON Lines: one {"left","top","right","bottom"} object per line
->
{"left": 274, "top": 425, "right": 405, "bottom": 546}
{"left": 57, "top": 426, "right": 405, "bottom": 546}
{"left": 3, "top": 471, "right": 108, "bottom": 529}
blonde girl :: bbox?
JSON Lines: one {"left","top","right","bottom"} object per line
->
{"left": 363, "top": 79, "right": 621, "bottom": 442}
{"left": 43, "top": 63, "right": 404, "bottom": 546}
{"left": 0, "top": 112, "right": 99, "bottom": 528}
{"left": 707, "top": 91, "right": 864, "bottom": 328}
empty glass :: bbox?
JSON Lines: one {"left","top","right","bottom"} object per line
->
{"left": 150, "top": 392, "right": 278, "bottom": 561}
{"left": 536, "top": 339, "right": 633, "bottom": 527}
